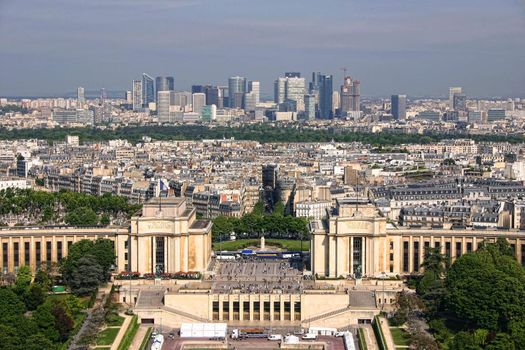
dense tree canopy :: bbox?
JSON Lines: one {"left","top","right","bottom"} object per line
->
{"left": 0, "top": 267, "right": 85, "bottom": 350}
{"left": 411, "top": 238, "right": 525, "bottom": 350}
{"left": 0, "top": 125, "right": 523, "bottom": 145}
{"left": 61, "top": 239, "right": 115, "bottom": 295}
{"left": 211, "top": 202, "right": 309, "bottom": 242}
{"left": 445, "top": 238, "right": 525, "bottom": 332}
{"left": 0, "top": 188, "right": 141, "bottom": 226}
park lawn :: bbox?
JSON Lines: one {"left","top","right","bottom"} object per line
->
{"left": 106, "top": 313, "right": 125, "bottom": 326}
{"left": 95, "top": 348, "right": 111, "bottom": 350}
{"left": 139, "top": 327, "right": 153, "bottom": 350}
{"left": 96, "top": 327, "right": 121, "bottom": 346}
{"left": 78, "top": 296, "right": 91, "bottom": 308}
{"left": 390, "top": 327, "right": 411, "bottom": 346}
{"left": 46, "top": 294, "right": 69, "bottom": 301}
{"left": 47, "top": 293, "right": 91, "bottom": 309}
{"left": 213, "top": 238, "right": 310, "bottom": 251}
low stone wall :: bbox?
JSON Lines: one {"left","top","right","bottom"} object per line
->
{"left": 181, "top": 341, "right": 228, "bottom": 349}
{"left": 281, "top": 343, "right": 325, "bottom": 350}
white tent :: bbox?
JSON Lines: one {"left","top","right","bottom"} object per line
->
{"left": 308, "top": 326, "right": 337, "bottom": 336}
{"left": 180, "top": 323, "right": 227, "bottom": 338}
{"left": 284, "top": 335, "right": 300, "bottom": 344}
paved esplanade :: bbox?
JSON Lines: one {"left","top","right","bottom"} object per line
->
{"left": 211, "top": 260, "right": 312, "bottom": 294}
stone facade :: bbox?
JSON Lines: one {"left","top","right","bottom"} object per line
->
{"left": 0, "top": 197, "right": 212, "bottom": 275}
{"left": 311, "top": 203, "right": 525, "bottom": 278}
{"left": 119, "top": 197, "right": 212, "bottom": 274}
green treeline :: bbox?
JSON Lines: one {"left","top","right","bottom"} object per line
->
{"left": 394, "top": 238, "right": 525, "bottom": 350}
{"left": 0, "top": 105, "right": 30, "bottom": 115}
{"left": 0, "top": 268, "right": 87, "bottom": 350}
{"left": 211, "top": 202, "right": 309, "bottom": 242}
{"left": 0, "top": 188, "right": 142, "bottom": 226}
{"left": 0, "top": 125, "right": 523, "bottom": 145}
{"left": 0, "top": 238, "right": 115, "bottom": 350}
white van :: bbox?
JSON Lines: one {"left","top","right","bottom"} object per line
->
{"left": 268, "top": 334, "right": 283, "bottom": 341}
{"left": 302, "top": 333, "right": 317, "bottom": 340}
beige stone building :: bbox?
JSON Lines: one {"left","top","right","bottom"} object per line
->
{"left": 311, "top": 202, "right": 525, "bottom": 278}
{"left": 0, "top": 226, "right": 123, "bottom": 274}
{"left": 4, "top": 196, "right": 525, "bottom": 330}
{"left": 0, "top": 197, "right": 212, "bottom": 275}
{"left": 124, "top": 284, "right": 382, "bottom": 329}
{"left": 119, "top": 197, "right": 212, "bottom": 274}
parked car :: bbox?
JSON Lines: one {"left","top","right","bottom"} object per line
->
{"left": 268, "top": 334, "right": 283, "bottom": 341}
{"left": 302, "top": 333, "right": 317, "bottom": 340}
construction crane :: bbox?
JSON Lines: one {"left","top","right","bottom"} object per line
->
{"left": 340, "top": 67, "right": 348, "bottom": 80}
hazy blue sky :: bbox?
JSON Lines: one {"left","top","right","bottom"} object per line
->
{"left": 0, "top": 0, "right": 524, "bottom": 97}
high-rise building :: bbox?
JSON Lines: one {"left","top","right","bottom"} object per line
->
{"left": 285, "top": 72, "right": 301, "bottom": 78}
{"left": 218, "top": 86, "right": 228, "bottom": 108}
{"left": 204, "top": 86, "right": 220, "bottom": 106}
{"left": 142, "top": 73, "right": 155, "bottom": 107}
{"left": 318, "top": 74, "right": 333, "bottom": 119}
{"left": 340, "top": 77, "right": 361, "bottom": 115}
{"left": 332, "top": 91, "right": 340, "bottom": 114}
{"left": 244, "top": 92, "right": 257, "bottom": 112}
{"left": 304, "top": 94, "right": 316, "bottom": 120}
{"left": 16, "top": 156, "right": 29, "bottom": 178}
{"left": 419, "top": 110, "right": 441, "bottom": 122}
{"left": 157, "top": 91, "right": 171, "bottom": 123}
{"left": 391, "top": 95, "right": 407, "bottom": 120}
{"left": 248, "top": 81, "right": 260, "bottom": 105}
{"left": 285, "top": 77, "right": 306, "bottom": 111}
{"left": 125, "top": 91, "right": 132, "bottom": 104}
{"left": 449, "top": 87, "right": 462, "bottom": 109}
{"left": 274, "top": 77, "right": 287, "bottom": 105}
{"left": 192, "top": 93, "right": 206, "bottom": 115}
{"left": 453, "top": 93, "right": 467, "bottom": 112}
{"left": 262, "top": 164, "right": 278, "bottom": 189}
{"left": 468, "top": 111, "right": 483, "bottom": 123}
{"left": 274, "top": 76, "right": 306, "bottom": 111}
{"left": 228, "top": 76, "right": 247, "bottom": 108}
{"left": 132, "top": 80, "right": 142, "bottom": 111}
{"left": 192, "top": 85, "right": 205, "bottom": 94}
{"left": 487, "top": 108, "right": 506, "bottom": 122}
{"left": 100, "top": 88, "right": 107, "bottom": 100}
{"left": 156, "top": 76, "right": 175, "bottom": 93}
{"left": 231, "top": 93, "right": 245, "bottom": 110}
{"left": 201, "top": 105, "right": 217, "bottom": 121}
{"left": 171, "top": 91, "right": 192, "bottom": 109}
{"left": 77, "top": 87, "right": 85, "bottom": 106}
{"left": 310, "top": 72, "right": 321, "bottom": 93}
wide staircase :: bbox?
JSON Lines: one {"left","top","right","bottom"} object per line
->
{"left": 160, "top": 305, "right": 208, "bottom": 323}
{"left": 134, "top": 287, "right": 166, "bottom": 309}
{"left": 134, "top": 286, "right": 208, "bottom": 322}
{"left": 301, "top": 305, "right": 351, "bottom": 324}
{"left": 349, "top": 290, "right": 377, "bottom": 308}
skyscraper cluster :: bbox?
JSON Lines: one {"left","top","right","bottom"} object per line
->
{"left": 274, "top": 73, "right": 306, "bottom": 112}
{"left": 226, "top": 77, "right": 260, "bottom": 112}
{"left": 126, "top": 69, "right": 369, "bottom": 121}
{"left": 131, "top": 74, "right": 175, "bottom": 112}
{"left": 128, "top": 73, "right": 262, "bottom": 122}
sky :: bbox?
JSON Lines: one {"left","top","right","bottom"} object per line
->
{"left": 0, "top": 0, "right": 524, "bottom": 98}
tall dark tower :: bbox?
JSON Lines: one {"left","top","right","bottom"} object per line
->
{"left": 319, "top": 74, "right": 333, "bottom": 119}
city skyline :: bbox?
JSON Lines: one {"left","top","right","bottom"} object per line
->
{"left": 0, "top": 0, "right": 524, "bottom": 97}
